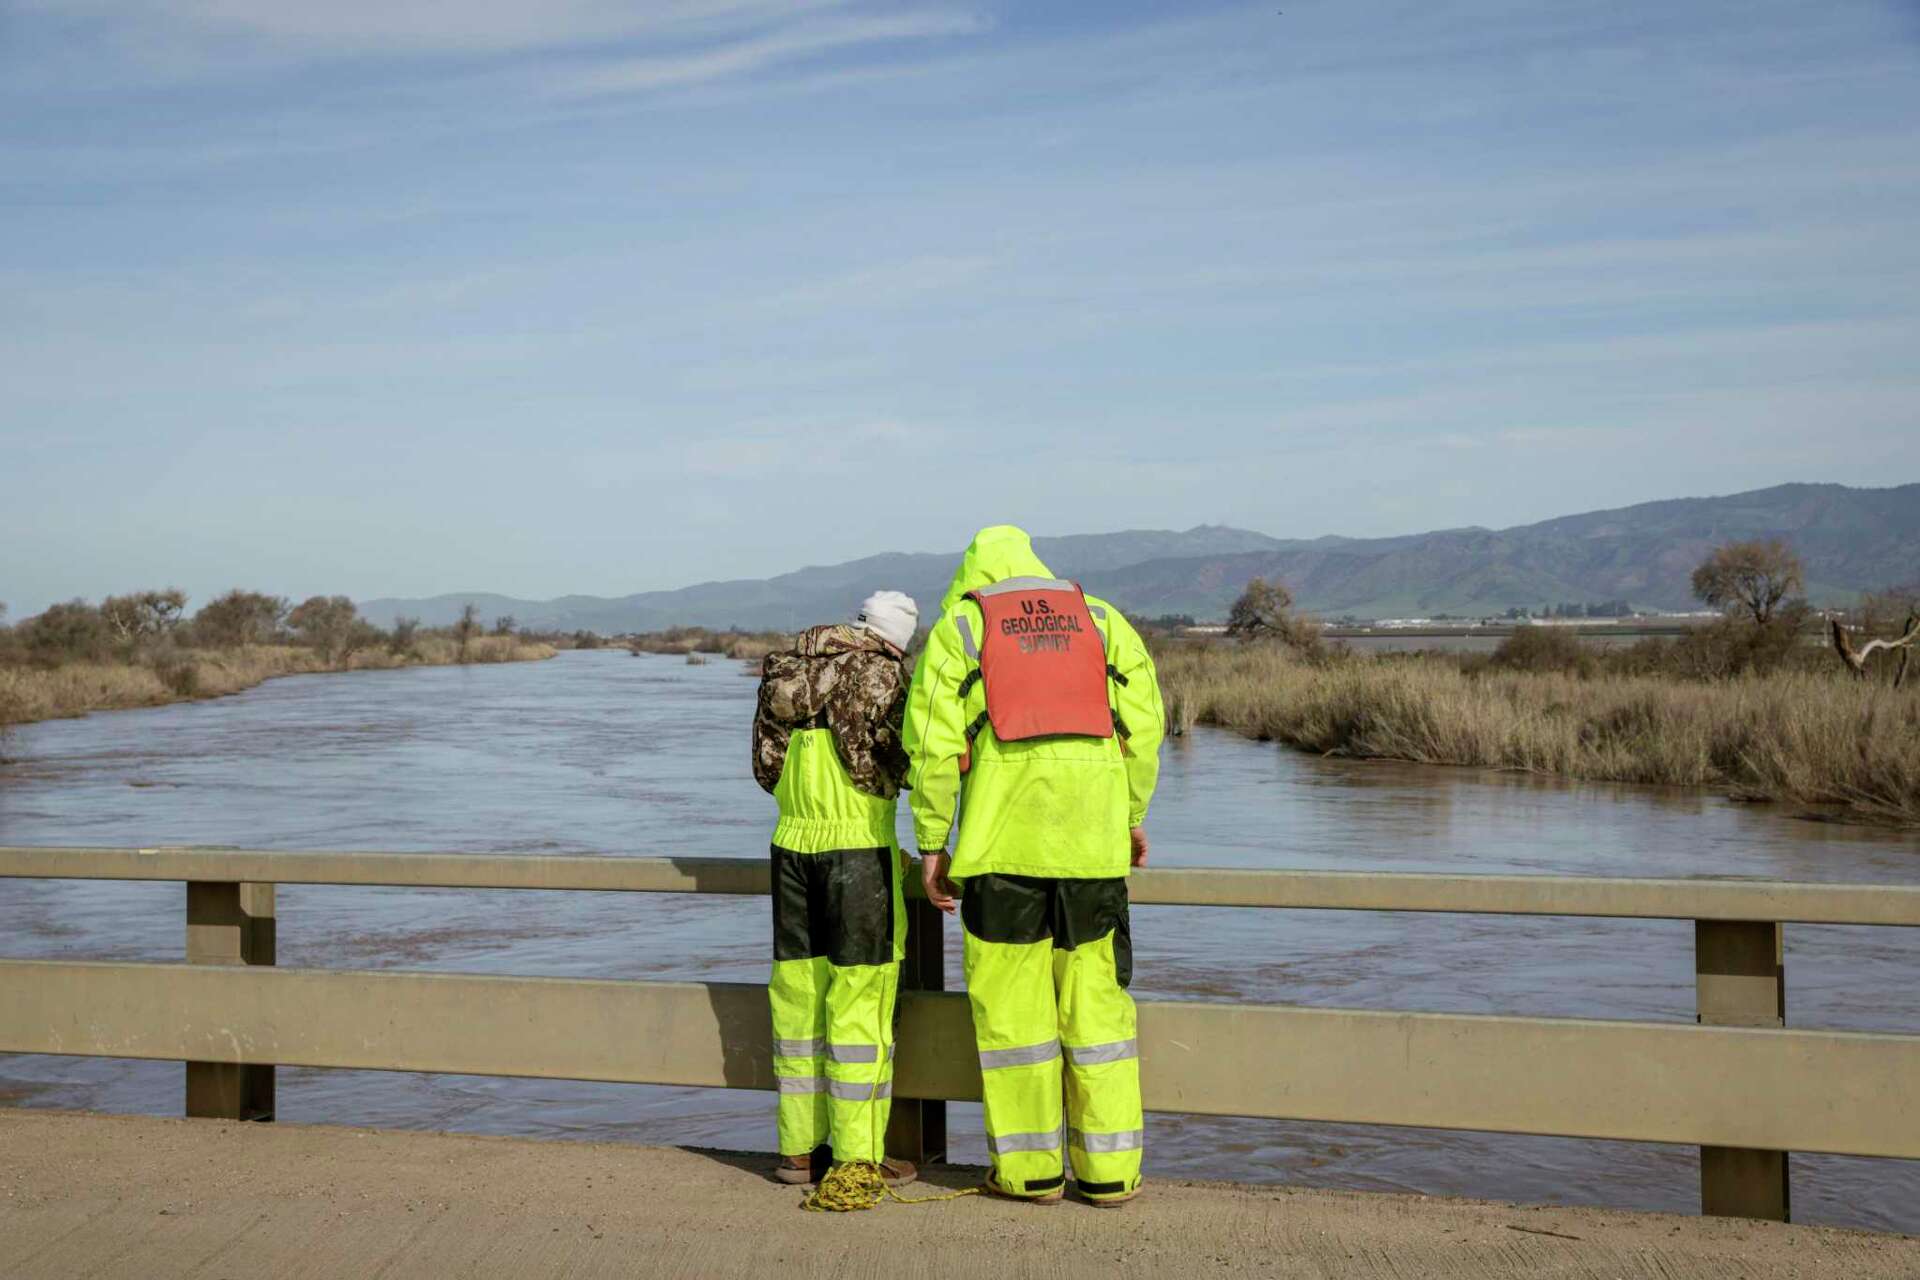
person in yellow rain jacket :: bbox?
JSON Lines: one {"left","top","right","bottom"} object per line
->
{"left": 904, "top": 526, "right": 1165, "bottom": 1206}
{"left": 752, "top": 591, "right": 920, "bottom": 1188}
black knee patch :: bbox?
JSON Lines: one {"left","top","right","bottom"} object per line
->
{"left": 772, "top": 844, "right": 895, "bottom": 967}
{"left": 963, "top": 874, "right": 1131, "bottom": 986}
{"left": 961, "top": 872, "right": 1052, "bottom": 945}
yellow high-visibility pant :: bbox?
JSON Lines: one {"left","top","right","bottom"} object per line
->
{"left": 961, "top": 873, "right": 1142, "bottom": 1201}
{"left": 768, "top": 843, "right": 904, "bottom": 1163}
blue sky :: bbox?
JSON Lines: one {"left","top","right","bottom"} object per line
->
{"left": 4, "top": 0, "right": 1917, "bottom": 616}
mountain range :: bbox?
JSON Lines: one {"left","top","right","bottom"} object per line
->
{"left": 362, "top": 482, "right": 1920, "bottom": 631}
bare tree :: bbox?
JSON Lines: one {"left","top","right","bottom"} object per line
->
{"left": 101, "top": 589, "right": 188, "bottom": 642}
{"left": 492, "top": 614, "right": 517, "bottom": 637}
{"left": 1226, "top": 578, "right": 1322, "bottom": 652}
{"left": 453, "top": 603, "right": 482, "bottom": 663}
{"left": 1690, "top": 540, "right": 1804, "bottom": 625}
{"left": 1831, "top": 613, "right": 1919, "bottom": 689}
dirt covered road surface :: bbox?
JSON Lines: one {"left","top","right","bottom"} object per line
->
{"left": 3, "top": 1110, "right": 1915, "bottom": 1278}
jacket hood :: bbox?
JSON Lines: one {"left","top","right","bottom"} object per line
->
{"left": 938, "top": 525, "right": 1055, "bottom": 614}
{"left": 792, "top": 622, "right": 894, "bottom": 659}
{"left": 759, "top": 624, "right": 900, "bottom": 730}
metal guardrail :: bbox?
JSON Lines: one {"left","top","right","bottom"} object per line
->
{"left": 9, "top": 845, "right": 1920, "bottom": 922}
{"left": 4, "top": 845, "right": 1919, "bottom": 1223}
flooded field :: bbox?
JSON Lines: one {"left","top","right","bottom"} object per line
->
{"left": 2, "top": 650, "right": 1916, "bottom": 1229}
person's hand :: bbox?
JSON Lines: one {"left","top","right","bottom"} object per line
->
{"left": 899, "top": 848, "right": 910, "bottom": 885}
{"left": 920, "top": 850, "right": 958, "bottom": 915}
{"left": 1129, "top": 826, "right": 1150, "bottom": 868}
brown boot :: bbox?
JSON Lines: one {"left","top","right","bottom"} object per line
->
{"left": 772, "top": 1144, "right": 831, "bottom": 1185}
{"left": 878, "top": 1158, "right": 918, "bottom": 1188}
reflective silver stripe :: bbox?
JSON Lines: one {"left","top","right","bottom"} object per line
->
{"left": 1089, "top": 604, "right": 1108, "bottom": 619}
{"left": 954, "top": 614, "right": 979, "bottom": 660}
{"left": 978, "top": 1039, "right": 1061, "bottom": 1070}
{"left": 827, "top": 1042, "right": 880, "bottom": 1064}
{"left": 827, "top": 1079, "right": 891, "bottom": 1101}
{"left": 1064, "top": 1038, "right": 1138, "bottom": 1066}
{"left": 774, "top": 1037, "right": 825, "bottom": 1058}
{"left": 1069, "top": 1127, "right": 1145, "bottom": 1153}
{"left": 986, "top": 1126, "right": 1063, "bottom": 1155}
{"left": 973, "top": 576, "right": 1076, "bottom": 596}
{"left": 777, "top": 1076, "right": 827, "bottom": 1095}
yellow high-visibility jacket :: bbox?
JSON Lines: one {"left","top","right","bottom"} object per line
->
{"left": 904, "top": 525, "right": 1164, "bottom": 880}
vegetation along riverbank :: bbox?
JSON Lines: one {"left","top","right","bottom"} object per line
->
{"left": 1158, "top": 550, "right": 1920, "bottom": 827}
{"left": 0, "top": 590, "right": 553, "bottom": 728}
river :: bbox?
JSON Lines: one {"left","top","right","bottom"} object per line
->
{"left": 2, "top": 651, "right": 1916, "bottom": 1230}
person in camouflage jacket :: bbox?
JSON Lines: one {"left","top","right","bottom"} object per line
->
{"left": 755, "top": 592, "right": 920, "bottom": 1188}
{"left": 752, "top": 623, "right": 911, "bottom": 799}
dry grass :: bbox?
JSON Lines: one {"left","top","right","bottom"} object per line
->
{"left": 0, "top": 639, "right": 555, "bottom": 727}
{"left": 627, "top": 628, "right": 789, "bottom": 660}
{"left": 1157, "top": 643, "right": 1920, "bottom": 827}
{"left": 411, "top": 635, "right": 555, "bottom": 666}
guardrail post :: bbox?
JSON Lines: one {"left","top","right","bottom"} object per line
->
{"left": 185, "top": 881, "right": 276, "bottom": 1121}
{"left": 1694, "top": 919, "right": 1787, "bottom": 1220}
{"left": 886, "top": 896, "right": 947, "bottom": 1165}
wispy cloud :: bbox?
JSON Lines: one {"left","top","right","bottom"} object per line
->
{"left": 23, "top": 0, "right": 850, "bottom": 59}
{"left": 558, "top": 10, "right": 987, "bottom": 96}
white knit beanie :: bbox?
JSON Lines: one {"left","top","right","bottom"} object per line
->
{"left": 855, "top": 590, "right": 918, "bottom": 652}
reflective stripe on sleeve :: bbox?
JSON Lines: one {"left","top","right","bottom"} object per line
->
{"left": 777, "top": 1076, "right": 827, "bottom": 1095}
{"left": 986, "top": 1126, "right": 1064, "bottom": 1155}
{"left": 827, "top": 1079, "right": 892, "bottom": 1101}
{"left": 978, "top": 1039, "right": 1061, "bottom": 1070}
{"left": 1069, "top": 1127, "right": 1145, "bottom": 1153}
{"left": 955, "top": 614, "right": 980, "bottom": 660}
{"left": 774, "top": 1037, "right": 825, "bottom": 1058}
{"left": 1064, "top": 1037, "right": 1138, "bottom": 1066}
{"left": 826, "top": 1042, "right": 880, "bottom": 1064}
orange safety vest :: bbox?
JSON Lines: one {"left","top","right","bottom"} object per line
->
{"left": 961, "top": 577, "right": 1115, "bottom": 756}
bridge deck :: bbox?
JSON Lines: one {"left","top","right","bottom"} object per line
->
{"left": 2, "top": 1111, "right": 1913, "bottom": 1278}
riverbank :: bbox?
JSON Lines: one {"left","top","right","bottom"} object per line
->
{"left": 0, "top": 636, "right": 554, "bottom": 728}
{"left": 5, "top": 1111, "right": 1912, "bottom": 1279}
{"left": 1156, "top": 644, "right": 1920, "bottom": 827}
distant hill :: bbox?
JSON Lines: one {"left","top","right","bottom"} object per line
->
{"left": 361, "top": 483, "right": 1920, "bottom": 630}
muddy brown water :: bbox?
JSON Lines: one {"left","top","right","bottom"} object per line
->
{"left": 2, "top": 651, "right": 1916, "bottom": 1230}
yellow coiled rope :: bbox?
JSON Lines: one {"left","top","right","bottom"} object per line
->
{"left": 801, "top": 1161, "right": 981, "bottom": 1213}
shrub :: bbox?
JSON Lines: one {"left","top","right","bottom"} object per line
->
{"left": 194, "top": 590, "right": 289, "bottom": 648}
{"left": 157, "top": 659, "right": 202, "bottom": 697}
{"left": 1486, "top": 626, "right": 1591, "bottom": 676}
{"left": 21, "top": 601, "right": 114, "bottom": 664}
{"left": 1665, "top": 607, "right": 1812, "bottom": 679}
{"left": 388, "top": 616, "right": 421, "bottom": 659}
{"left": 288, "top": 595, "right": 370, "bottom": 666}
